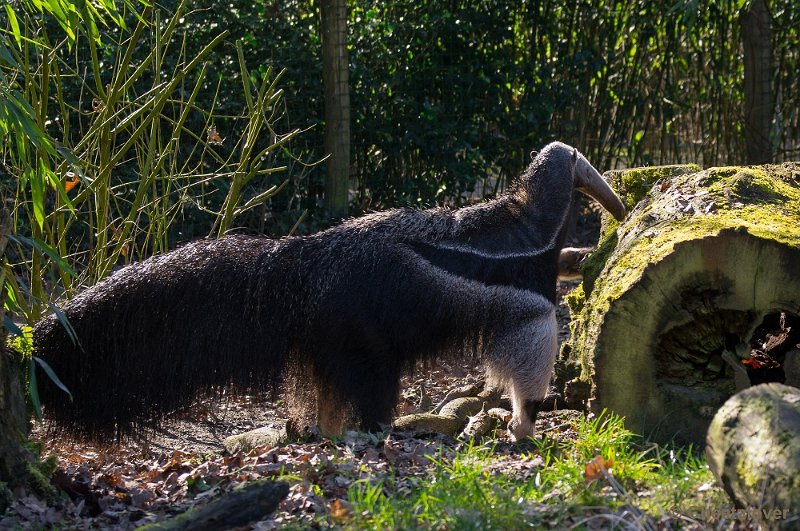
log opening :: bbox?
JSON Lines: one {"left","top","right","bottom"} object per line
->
{"left": 656, "top": 308, "right": 753, "bottom": 394}
{"left": 655, "top": 310, "right": 800, "bottom": 421}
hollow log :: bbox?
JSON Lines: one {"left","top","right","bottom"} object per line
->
{"left": 559, "top": 163, "right": 800, "bottom": 445}
{"left": 706, "top": 383, "right": 800, "bottom": 523}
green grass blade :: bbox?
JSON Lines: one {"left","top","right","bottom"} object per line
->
{"left": 9, "top": 235, "right": 76, "bottom": 276}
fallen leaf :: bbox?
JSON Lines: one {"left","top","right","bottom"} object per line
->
{"left": 361, "top": 448, "right": 380, "bottom": 464}
{"left": 382, "top": 437, "right": 401, "bottom": 465}
{"left": 329, "top": 499, "right": 350, "bottom": 521}
{"left": 743, "top": 350, "right": 780, "bottom": 369}
{"left": 584, "top": 454, "right": 614, "bottom": 483}
{"left": 742, "top": 357, "right": 763, "bottom": 369}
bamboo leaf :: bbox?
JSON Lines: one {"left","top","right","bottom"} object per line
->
{"left": 4, "top": 5, "right": 22, "bottom": 49}
{"left": 9, "top": 235, "right": 76, "bottom": 277}
{"left": 34, "top": 356, "right": 73, "bottom": 401}
{"left": 0, "top": 42, "right": 19, "bottom": 67}
{"left": 4, "top": 315, "right": 23, "bottom": 336}
{"left": 29, "top": 167, "right": 46, "bottom": 231}
{"left": 5, "top": 97, "right": 54, "bottom": 154}
{"left": 44, "top": 163, "right": 77, "bottom": 213}
{"left": 28, "top": 358, "right": 43, "bottom": 420}
{"left": 48, "top": 302, "right": 79, "bottom": 345}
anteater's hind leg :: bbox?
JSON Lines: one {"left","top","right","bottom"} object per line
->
{"left": 312, "top": 318, "right": 401, "bottom": 436}
{"left": 348, "top": 360, "right": 402, "bottom": 432}
{"left": 314, "top": 354, "right": 401, "bottom": 436}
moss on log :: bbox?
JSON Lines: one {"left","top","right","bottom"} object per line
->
{"left": 0, "top": 349, "right": 34, "bottom": 511}
{"left": 0, "top": 209, "right": 38, "bottom": 510}
{"left": 137, "top": 480, "right": 289, "bottom": 530}
{"left": 706, "top": 383, "right": 800, "bottom": 523}
{"left": 561, "top": 163, "right": 800, "bottom": 444}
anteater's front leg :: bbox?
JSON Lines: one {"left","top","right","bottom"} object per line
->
{"left": 489, "top": 308, "right": 558, "bottom": 441}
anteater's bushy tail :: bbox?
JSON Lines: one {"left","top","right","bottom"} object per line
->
{"left": 34, "top": 235, "right": 297, "bottom": 440}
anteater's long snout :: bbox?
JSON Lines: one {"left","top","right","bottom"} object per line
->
{"left": 574, "top": 152, "right": 627, "bottom": 221}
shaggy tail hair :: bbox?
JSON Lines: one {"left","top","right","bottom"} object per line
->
{"left": 34, "top": 237, "right": 295, "bottom": 439}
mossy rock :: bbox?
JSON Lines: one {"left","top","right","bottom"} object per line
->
{"left": 223, "top": 426, "right": 288, "bottom": 453}
{"left": 706, "top": 383, "right": 800, "bottom": 524}
{"left": 562, "top": 163, "right": 800, "bottom": 445}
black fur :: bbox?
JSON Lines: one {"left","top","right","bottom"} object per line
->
{"left": 524, "top": 399, "right": 543, "bottom": 424}
{"left": 33, "top": 142, "right": 624, "bottom": 440}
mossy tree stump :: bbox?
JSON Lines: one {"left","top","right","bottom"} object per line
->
{"left": 560, "top": 163, "right": 800, "bottom": 445}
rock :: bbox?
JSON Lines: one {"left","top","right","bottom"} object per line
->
{"left": 392, "top": 413, "right": 463, "bottom": 435}
{"left": 706, "top": 383, "right": 800, "bottom": 525}
{"left": 784, "top": 349, "right": 800, "bottom": 387}
{"left": 137, "top": 479, "right": 289, "bottom": 530}
{"left": 393, "top": 386, "right": 502, "bottom": 436}
{"left": 223, "top": 426, "right": 287, "bottom": 453}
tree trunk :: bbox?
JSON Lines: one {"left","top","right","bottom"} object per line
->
{"left": 741, "top": 0, "right": 774, "bottom": 164}
{"left": 706, "top": 383, "right": 800, "bottom": 524}
{"left": 0, "top": 350, "right": 34, "bottom": 501}
{"left": 320, "top": 0, "right": 350, "bottom": 219}
{"left": 559, "top": 163, "right": 800, "bottom": 445}
{"left": 0, "top": 209, "right": 35, "bottom": 508}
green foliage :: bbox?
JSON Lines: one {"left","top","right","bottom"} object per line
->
{"left": 162, "top": 0, "right": 800, "bottom": 215}
{"left": 348, "top": 444, "right": 544, "bottom": 530}
{"left": 606, "top": 164, "right": 702, "bottom": 212}
{"left": 564, "top": 283, "right": 586, "bottom": 313}
{"left": 349, "top": 2, "right": 540, "bottom": 208}
{"left": 9, "top": 0, "right": 129, "bottom": 44}
{"left": 7, "top": 0, "right": 799, "bottom": 238}
{"left": 1, "top": 1, "right": 301, "bottom": 327}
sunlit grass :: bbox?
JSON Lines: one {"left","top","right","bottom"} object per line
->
{"left": 345, "top": 412, "right": 729, "bottom": 529}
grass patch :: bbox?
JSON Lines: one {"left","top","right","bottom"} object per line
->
{"left": 344, "top": 412, "right": 728, "bottom": 529}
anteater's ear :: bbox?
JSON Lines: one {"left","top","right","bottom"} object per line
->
{"left": 571, "top": 147, "right": 578, "bottom": 163}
